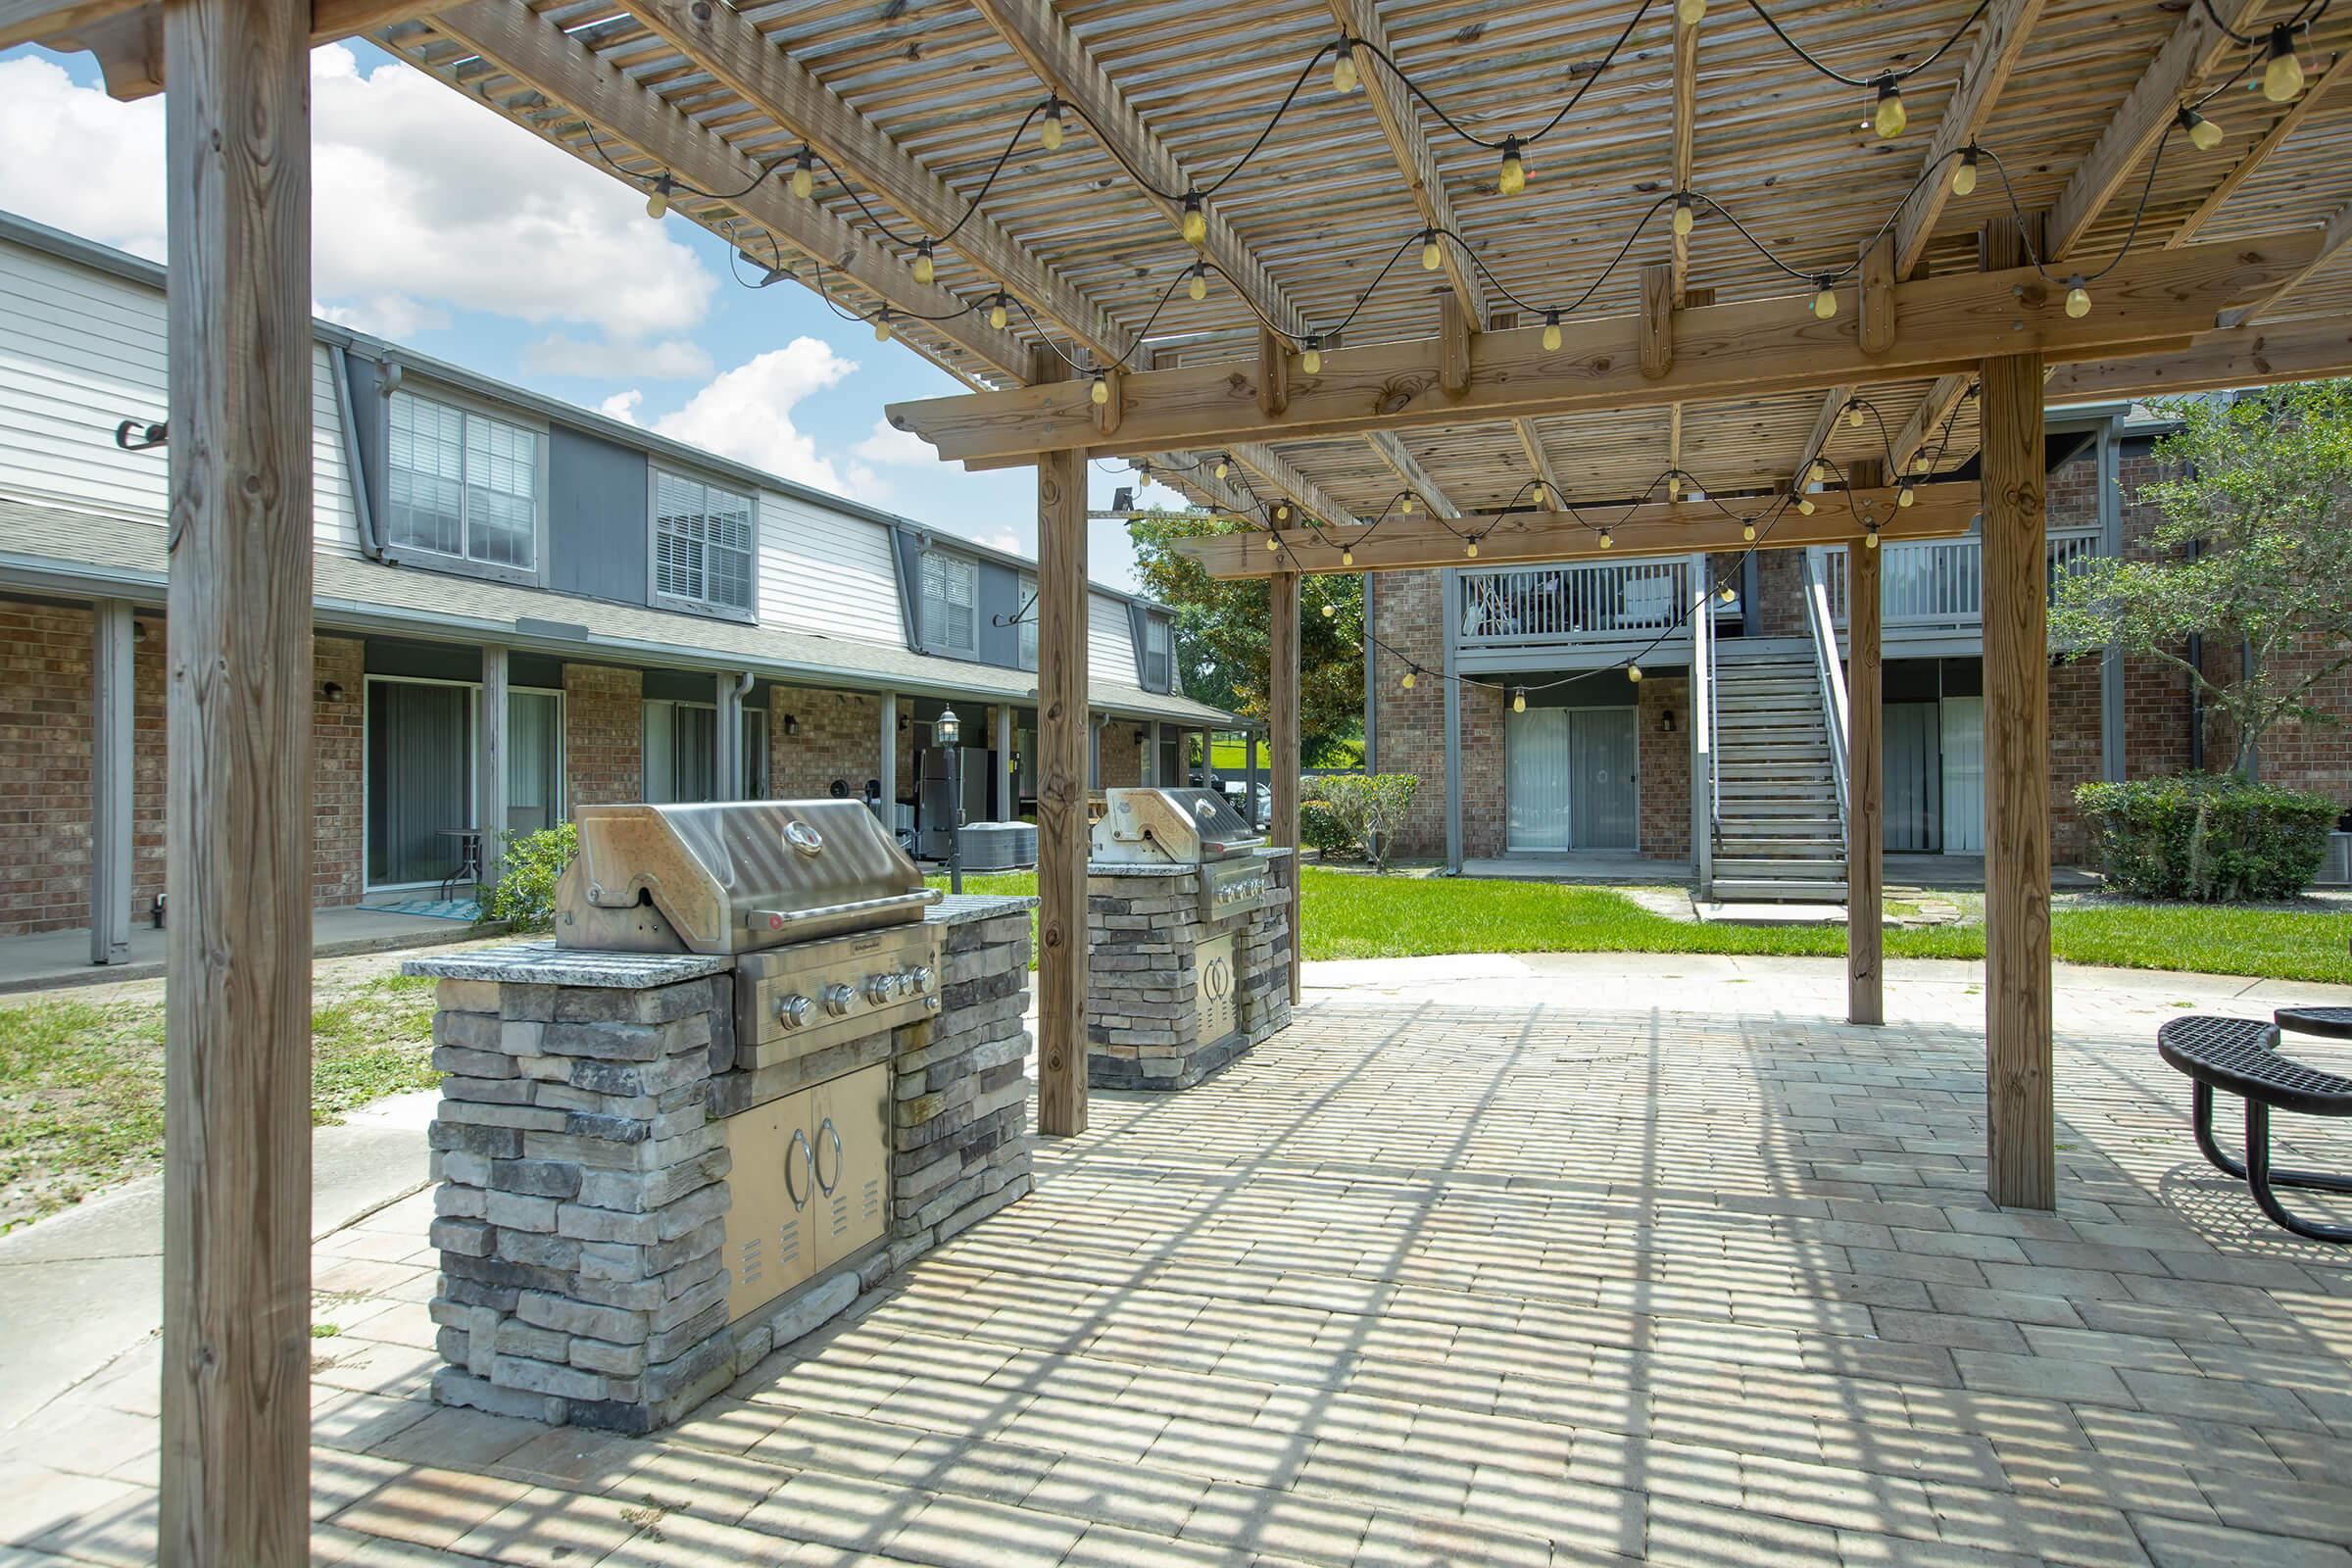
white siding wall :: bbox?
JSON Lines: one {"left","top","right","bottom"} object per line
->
{"left": 755, "top": 488, "right": 904, "bottom": 646}
{"left": 0, "top": 237, "right": 359, "bottom": 556}
{"left": 1089, "top": 591, "right": 1140, "bottom": 685}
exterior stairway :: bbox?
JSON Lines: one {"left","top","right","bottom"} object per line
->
{"left": 1708, "top": 642, "right": 1847, "bottom": 903}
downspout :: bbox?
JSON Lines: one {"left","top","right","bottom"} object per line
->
{"left": 1361, "top": 574, "right": 1378, "bottom": 773}
{"left": 331, "top": 344, "right": 385, "bottom": 562}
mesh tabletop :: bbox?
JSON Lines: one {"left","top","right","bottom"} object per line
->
{"left": 2160, "top": 1015, "right": 2352, "bottom": 1117}
{"left": 2278, "top": 1005, "right": 2352, "bottom": 1041}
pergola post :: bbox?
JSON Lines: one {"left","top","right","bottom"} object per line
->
{"left": 1846, "top": 461, "right": 1885, "bottom": 1026}
{"left": 1035, "top": 377, "right": 1089, "bottom": 1137}
{"left": 1982, "top": 219, "right": 2055, "bottom": 1209}
{"left": 90, "top": 598, "right": 134, "bottom": 965}
{"left": 877, "top": 692, "right": 898, "bottom": 828}
{"left": 478, "top": 646, "right": 509, "bottom": 883}
{"left": 160, "top": 0, "right": 315, "bottom": 1556}
{"left": 1270, "top": 571, "right": 1301, "bottom": 1004}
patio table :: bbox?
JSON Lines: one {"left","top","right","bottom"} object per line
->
{"left": 2277, "top": 1005, "right": 2352, "bottom": 1041}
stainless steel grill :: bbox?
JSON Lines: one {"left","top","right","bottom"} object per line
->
{"left": 1091, "top": 787, "right": 1275, "bottom": 921}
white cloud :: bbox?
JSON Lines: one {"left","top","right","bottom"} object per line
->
{"left": 316, "top": 296, "right": 453, "bottom": 339}
{"left": 850, "top": 419, "right": 937, "bottom": 468}
{"left": 978, "top": 529, "right": 1021, "bottom": 555}
{"left": 648, "top": 340, "right": 860, "bottom": 493}
{"left": 597, "top": 390, "right": 645, "bottom": 425}
{"left": 0, "top": 46, "right": 716, "bottom": 342}
{"left": 522, "top": 335, "right": 713, "bottom": 381}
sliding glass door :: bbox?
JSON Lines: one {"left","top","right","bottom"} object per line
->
{"left": 368, "top": 678, "right": 474, "bottom": 888}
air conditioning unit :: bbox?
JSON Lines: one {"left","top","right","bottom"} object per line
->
{"left": 2320, "top": 832, "right": 2352, "bottom": 887}
{"left": 959, "top": 822, "right": 1037, "bottom": 871}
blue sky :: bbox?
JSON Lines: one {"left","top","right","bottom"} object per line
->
{"left": 0, "top": 37, "right": 1185, "bottom": 590}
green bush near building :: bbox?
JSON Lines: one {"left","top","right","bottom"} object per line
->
{"left": 2075, "top": 773, "right": 2338, "bottom": 901}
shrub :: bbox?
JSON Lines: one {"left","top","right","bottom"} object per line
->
{"left": 2075, "top": 773, "right": 2336, "bottom": 901}
{"left": 1298, "top": 773, "right": 1420, "bottom": 871}
{"left": 479, "top": 821, "right": 578, "bottom": 931}
{"left": 1298, "top": 776, "right": 1353, "bottom": 858}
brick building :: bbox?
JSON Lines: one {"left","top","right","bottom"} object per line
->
{"left": 0, "top": 213, "right": 1239, "bottom": 954}
{"left": 1368, "top": 403, "right": 2352, "bottom": 893}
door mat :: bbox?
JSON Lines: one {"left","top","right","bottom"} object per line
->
{"left": 356, "top": 897, "right": 482, "bottom": 922}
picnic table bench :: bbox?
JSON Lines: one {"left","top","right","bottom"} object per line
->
{"left": 2157, "top": 1013, "right": 2352, "bottom": 1244}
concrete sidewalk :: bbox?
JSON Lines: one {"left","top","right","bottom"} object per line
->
{"left": 0, "top": 905, "right": 498, "bottom": 996}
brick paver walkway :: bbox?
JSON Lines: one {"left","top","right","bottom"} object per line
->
{"left": 7, "top": 963, "right": 2351, "bottom": 1565}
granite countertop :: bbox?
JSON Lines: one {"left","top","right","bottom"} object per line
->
{"left": 928, "top": 893, "right": 1039, "bottom": 923}
{"left": 404, "top": 943, "right": 731, "bottom": 988}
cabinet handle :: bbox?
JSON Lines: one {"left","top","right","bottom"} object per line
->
{"left": 815, "top": 1117, "right": 844, "bottom": 1196}
{"left": 784, "top": 1126, "right": 813, "bottom": 1210}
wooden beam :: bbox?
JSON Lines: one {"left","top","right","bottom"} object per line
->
{"left": 1256, "top": 327, "right": 1290, "bottom": 419}
{"left": 1179, "top": 483, "right": 1979, "bottom": 578}
{"left": 2043, "top": 314, "right": 2352, "bottom": 401}
{"left": 1859, "top": 234, "right": 1897, "bottom": 357}
{"left": 628, "top": 0, "right": 1131, "bottom": 368}
{"left": 1326, "top": 0, "right": 1486, "bottom": 325}
{"left": 1269, "top": 571, "right": 1302, "bottom": 1006}
{"left": 1034, "top": 351, "right": 1088, "bottom": 1139}
{"left": 1515, "top": 418, "right": 1565, "bottom": 503}
{"left": 160, "top": 0, "right": 314, "bottom": 1557}
{"left": 2218, "top": 203, "right": 2352, "bottom": 328}
{"left": 1671, "top": 3, "right": 1698, "bottom": 306}
{"left": 1667, "top": 404, "right": 1685, "bottom": 490}
{"left": 1845, "top": 460, "right": 1885, "bottom": 1028}
{"left": 884, "top": 231, "right": 2295, "bottom": 463}
{"left": 1363, "top": 431, "right": 1460, "bottom": 518}
{"left": 1230, "top": 442, "right": 1364, "bottom": 530}
{"left": 1892, "top": 373, "right": 1973, "bottom": 474}
{"left": 1890, "top": 0, "right": 2048, "bottom": 275}
{"left": 2048, "top": 0, "right": 2267, "bottom": 262}
{"left": 968, "top": 0, "right": 1306, "bottom": 338}
{"left": 1640, "top": 263, "right": 1674, "bottom": 380}
{"left": 421, "top": 2, "right": 1029, "bottom": 383}
{"left": 90, "top": 599, "right": 132, "bottom": 966}
{"left": 1439, "top": 294, "right": 1472, "bottom": 399}
{"left": 26, "top": 0, "right": 442, "bottom": 96}
{"left": 1790, "top": 383, "right": 1849, "bottom": 493}
{"left": 1980, "top": 220, "right": 2054, "bottom": 1211}
{"left": 2171, "top": 53, "right": 2346, "bottom": 247}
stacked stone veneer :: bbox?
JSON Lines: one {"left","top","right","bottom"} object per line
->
{"left": 407, "top": 896, "right": 1035, "bottom": 1434}
{"left": 1086, "top": 849, "right": 1293, "bottom": 1090}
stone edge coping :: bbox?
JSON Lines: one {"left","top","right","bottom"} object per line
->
{"left": 927, "top": 894, "right": 1039, "bottom": 924}
{"left": 1088, "top": 844, "right": 1295, "bottom": 877}
{"left": 403, "top": 942, "right": 731, "bottom": 988}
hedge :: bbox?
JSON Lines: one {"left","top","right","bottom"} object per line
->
{"left": 2075, "top": 773, "right": 2336, "bottom": 901}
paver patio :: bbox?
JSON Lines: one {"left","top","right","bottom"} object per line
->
{"left": 6, "top": 957, "right": 2350, "bottom": 1566}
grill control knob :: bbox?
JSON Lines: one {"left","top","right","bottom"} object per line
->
{"left": 863, "top": 972, "right": 900, "bottom": 1004}
{"left": 774, "top": 993, "right": 812, "bottom": 1030}
{"left": 908, "top": 965, "right": 934, "bottom": 994}
{"left": 821, "top": 983, "right": 856, "bottom": 1016}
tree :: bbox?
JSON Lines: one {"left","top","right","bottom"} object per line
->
{"left": 2049, "top": 382, "right": 2352, "bottom": 775}
{"left": 1129, "top": 511, "right": 1365, "bottom": 765}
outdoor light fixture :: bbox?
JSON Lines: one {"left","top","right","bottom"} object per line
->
{"left": 1496, "top": 137, "right": 1526, "bottom": 196}
{"left": 644, "top": 172, "right": 674, "bottom": 220}
{"left": 1464, "top": 541, "right": 1480, "bottom": 559}
{"left": 1342, "top": 549, "right": 1355, "bottom": 566}
{"left": 1181, "top": 193, "right": 1207, "bottom": 245}
{"left": 1041, "top": 97, "right": 1066, "bottom": 150}
{"left": 1598, "top": 529, "right": 1613, "bottom": 550}
{"left": 1951, "top": 146, "right": 1980, "bottom": 195}
{"left": 2178, "top": 107, "right": 2225, "bottom": 152}
{"left": 1300, "top": 336, "right": 1324, "bottom": 374}
{"left": 1873, "top": 77, "right": 1907, "bottom": 138}
{"left": 1542, "top": 310, "right": 1562, "bottom": 351}
{"left": 1421, "top": 230, "right": 1444, "bottom": 271}
{"left": 2263, "top": 24, "right": 2304, "bottom": 102}
{"left": 911, "top": 240, "right": 936, "bottom": 284}
{"left": 1897, "top": 482, "right": 1917, "bottom": 508}
{"left": 1188, "top": 265, "right": 1209, "bottom": 302}
{"left": 934, "top": 706, "right": 961, "bottom": 749}
{"left": 2064, "top": 277, "right": 2092, "bottom": 318}
{"left": 1865, "top": 524, "right": 1881, "bottom": 550}
{"left": 789, "top": 147, "right": 815, "bottom": 198}
{"left": 1672, "top": 195, "right": 1694, "bottom": 237}
{"left": 1401, "top": 495, "right": 1415, "bottom": 514}
{"left": 1627, "top": 663, "right": 1643, "bottom": 683}
{"left": 1213, "top": 455, "right": 1230, "bottom": 479}
{"left": 1091, "top": 373, "right": 1111, "bottom": 405}
{"left": 1742, "top": 522, "right": 1757, "bottom": 541}
{"left": 1811, "top": 279, "right": 1838, "bottom": 318}
{"left": 1400, "top": 670, "right": 1417, "bottom": 690}
{"left": 1333, "top": 39, "right": 1360, "bottom": 93}
{"left": 1322, "top": 602, "right": 1337, "bottom": 618}
{"left": 784, "top": 714, "right": 801, "bottom": 736}
{"left": 1512, "top": 688, "right": 1528, "bottom": 713}
{"left": 1661, "top": 710, "right": 1677, "bottom": 733}
{"left": 1798, "top": 496, "right": 1817, "bottom": 515}
{"left": 874, "top": 311, "right": 894, "bottom": 342}
{"left": 321, "top": 681, "right": 345, "bottom": 703}
{"left": 935, "top": 707, "right": 964, "bottom": 895}
{"left": 1847, "top": 402, "right": 1865, "bottom": 429}
{"left": 988, "top": 292, "right": 1009, "bottom": 329}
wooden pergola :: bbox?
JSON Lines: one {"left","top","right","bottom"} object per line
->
{"left": 12, "top": 0, "right": 2352, "bottom": 1555}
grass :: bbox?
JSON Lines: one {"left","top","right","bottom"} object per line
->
{"left": 0, "top": 971, "right": 441, "bottom": 1229}
{"left": 929, "top": 866, "right": 2352, "bottom": 985}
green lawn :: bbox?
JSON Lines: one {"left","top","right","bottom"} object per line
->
{"left": 0, "top": 972, "right": 441, "bottom": 1229}
{"left": 929, "top": 867, "right": 2352, "bottom": 985}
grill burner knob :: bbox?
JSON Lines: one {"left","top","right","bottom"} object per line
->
{"left": 821, "top": 983, "right": 856, "bottom": 1016}
{"left": 774, "top": 993, "right": 812, "bottom": 1029}
{"left": 908, "top": 965, "right": 934, "bottom": 994}
{"left": 863, "top": 972, "right": 900, "bottom": 1004}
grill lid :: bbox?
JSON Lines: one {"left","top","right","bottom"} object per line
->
{"left": 554, "top": 801, "right": 937, "bottom": 956}
{"left": 1091, "top": 787, "right": 1268, "bottom": 865}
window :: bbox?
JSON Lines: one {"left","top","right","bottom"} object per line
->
{"left": 1142, "top": 613, "right": 1172, "bottom": 690}
{"left": 1017, "top": 572, "right": 1039, "bottom": 671}
{"left": 921, "top": 548, "right": 978, "bottom": 655}
{"left": 654, "top": 469, "right": 756, "bottom": 615}
{"left": 385, "top": 390, "right": 539, "bottom": 572}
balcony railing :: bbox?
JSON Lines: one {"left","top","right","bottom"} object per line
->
{"left": 1457, "top": 557, "right": 1692, "bottom": 649}
{"left": 1820, "top": 528, "right": 2101, "bottom": 630}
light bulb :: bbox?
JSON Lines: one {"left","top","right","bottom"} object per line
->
{"left": 911, "top": 242, "right": 935, "bottom": 285}
{"left": 1627, "top": 663, "right": 1643, "bottom": 683}
{"left": 1266, "top": 534, "right": 1281, "bottom": 552}
{"left": 1497, "top": 138, "right": 1526, "bottom": 196}
{"left": 1091, "top": 374, "right": 1110, "bottom": 406}
{"left": 1598, "top": 530, "right": 1613, "bottom": 551}
{"left": 1847, "top": 403, "right": 1864, "bottom": 429}
{"left": 1421, "top": 233, "right": 1444, "bottom": 271}
{"left": 1677, "top": 0, "right": 1705, "bottom": 24}
{"left": 1809, "top": 460, "right": 1828, "bottom": 485}
{"left": 1041, "top": 100, "right": 1065, "bottom": 151}
{"left": 1300, "top": 338, "right": 1323, "bottom": 375}
{"left": 1401, "top": 495, "right": 1414, "bottom": 514}
{"left": 1812, "top": 282, "right": 1838, "bottom": 319}
{"left": 1333, "top": 46, "right": 1359, "bottom": 94}
{"left": 1533, "top": 484, "right": 1547, "bottom": 508}
{"left": 989, "top": 296, "right": 1008, "bottom": 330}
{"left": 644, "top": 175, "right": 672, "bottom": 220}
{"left": 2177, "top": 107, "right": 2223, "bottom": 153}
{"left": 1897, "top": 483, "right": 1916, "bottom": 509}
{"left": 1797, "top": 496, "right": 1816, "bottom": 515}
{"left": 1276, "top": 503, "right": 1292, "bottom": 521}
{"left": 1720, "top": 584, "right": 1737, "bottom": 605}
{"left": 1465, "top": 541, "right": 1479, "bottom": 559}
{"left": 873, "top": 314, "right": 893, "bottom": 343}
{"left": 1180, "top": 193, "right": 1206, "bottom": 246}
{"left": 789, "top": 149, "right": 815, "bottom": 199}
{"left": 1342, "top": 549, "right": 1354, "bottom": 566}
{"left": 2264, "top": 25, "right": 2303, "bottom": 102}
{"left": 1323, "top": 602, "right": 1337, "bottom": 618}
{"left": 1874, "top": 78, "right": 1907, "bottom": 139}
{"left": 1401, "top": 670, "right": 1416, "bottom": 690}
{"left": 1951, "top": 147, "right": 1979, "bottom": 196}
{"left": 2064, "top": 279, "right": 2091, "bottom": 318}
{"left": 1542, "top": 311, "right": 1562, "bottom": 352}
{"left": 1865, "top": 526, "right": 1881, "bottom": 550}
{"left": 1672, "top": 196, "right": 1694, "bottom": 237}
{"left": 1213, "top": 457, "right": 1230, "bottom": 479}
{"left": 1512, "top": 689, "right": 1527, "bottom": 713}
{"left": 1188, "top": 267, "right": 1207, "bottom": 302}
{"left": 1668, "top": 474, "right": 1683, "bottom": 499}
{"left": 1742, "top": 522, "right": 1756, "bottom": 542}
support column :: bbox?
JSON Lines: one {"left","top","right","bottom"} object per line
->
{"left": 877, "top": 693, "right": 898, "bottom": 831}
{"left": 1036, "top": 381, "right": 1090, "bottom": 1137}
{"left": 995, "top": 704, "right": 1015, "bottom": 819}
{"left": 1688, "top": 560, "right": 1713, "bottom": 902}
{"left": 2096, "top": 416, "right": 2127, "bottom": 782}
{"left": 1245, "top": 732, "right": 1260, "bottom": 828}
{"left": 1088, "top": 713, "right": 1102, "bottom": 791}
{"left": 477, "top": 647, "right": 509, "bottom": 886}
{"left": 1982, "top": 220, "right": 2054, "bottom": 1210}
{"left": 1846, "top": 462, "right": 1885, "bottom": 1027}
{"left": 712, "top": 671, "right": 742, "bottom": 803}
{"left": 1270, "top": 572, "right": 1302, "bottom": 1005}
{"left": 1441, "top": 571, "right": 1463, "bottom": 874}
{"left": 161, "top": 0, "right": 314, "bottom": 1555}
{"left": 90, "top": 599, "right": 134, "bottom": 965}
{"left": 1146, "top": 720, "right": 1161, "bottom": 785}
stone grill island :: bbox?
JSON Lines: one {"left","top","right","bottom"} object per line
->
{"left": 403, "top": 801, "right": 1033, "bottom": 1434}
{"left": 1085, "top": 786, "right": 1295, "bottom": 1089}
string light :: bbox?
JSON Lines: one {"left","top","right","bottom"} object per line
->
{"left": 1300, "top": 336, "right": 1324, "bottom": 374}
{"left": 1846, "top": 403, "right": 1865, "bottom": 429}
{"left": 1497, "top": 137, "right": 1527, "bottom": 196}
{"left": 1421, "top": 230, "right": 1444, "bottom": 271}
{"left": 1401, "top": 670, "right": 1417, "bottom": 690}
{"left": 1091, "top": 372, "right": 1111, "bottom": 405}
{"left": 911, "top": 240, "right": 937, "bottom": 284}
{"left": 1533, "top": 483, "right": 1548, "bottom": 507}
{"left": 1627, "top": 663, "right": 1643, "bottom": 683}
{"left": 873, "top": 310, "right": 893, "bottom": 343}
{"left": 1275, "top": 503, "right": 1292, "bottom": 521}
{"left": 1323, "top": 602, "right": 1338, "bottom": 618}
{"left": 1181, "top": 193, "right": 1207, "bottom": 246}
{"left": 1542, "top": 311, "right": 1562, "bottom": 352}
{"left": 789, "top": 148, "right": 815, "bottom": 199}
{"left": 1342, "top": 548, "right": 1355, "bottom": 566}
{"left": 1598, "top": 529, "right": 1614, "bottom": 550}
{"left": 2064, "top": 276, "right": 2092, "bottom": 318}
{"left": 1667, "top": 472, "right": 1683, "bottom": 499}
{"left": 1811, "top": 278, "right": 1838, "bottom": 319}
{"left": 1041, "top": 97, "right": 1066, "bottom": 151}
{"left": 1808, "top": 460, "right": 1829, "bottom": 485}
{"left": 1265, "top": 533, "right": 1281, "bottom": 552}
{"left": 1401, "top": 495, "right": 1415, "bottom": 514}
{"left": 1873, "top": 77, "right": 1907, "bottom": 138}
{"left": 989, "top": 293, "right": 1009, "bottom": 330}
{"left": 2177, "top": 106, "right": 2225, "bottom": 153}
{"left": 1897, "top": 481, "right": 1916, "bottom": 508}
{"left": 1742, "top": 522, "right": 1757, "bottom": 542}
{"left": 1213, "top": 456, "right": 1230, "bottom": 479}
{"left": 1512, "top": 688, "right": 1528, "bottom": 713}
{"left": 1464, "top": 540, "right": 1480, "bottom": 559}
{"left": 1188, "top": 265, "right": 1208, "bottom": 302}
{"left": 1671, "top": 195, "right": 1696, "bottom": 239}
{"left": 2263, "top": 24, "right": 2304, "bottom": 102}
{"left": 1333, "top": 40, "right": 1360, "bottom": 94}
{"left": 1951, "top": 146, "right": 1980, "bottom": 195}
{"left": 644, "top": 173, "right": 673, "bottom": 220}
{"left": 1864, "top": 523, "right": 1881, "bottom": 550}
{"left": 1719, "top": 584, "right": 1738, "bottom": 604}
{"left": 1797, "top": 495, "right": 1817, "bottom": 515}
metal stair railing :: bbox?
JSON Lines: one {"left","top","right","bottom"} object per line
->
{"left": 1799, "top": 547, "right": 1851, "bottom": 840}
{"left": 1690, "top": 554, "right": 1716, "bottom": 900}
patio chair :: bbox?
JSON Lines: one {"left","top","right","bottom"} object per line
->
{"left": 2157, "top": 1014, "right": 2352, "bottom": 1243}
